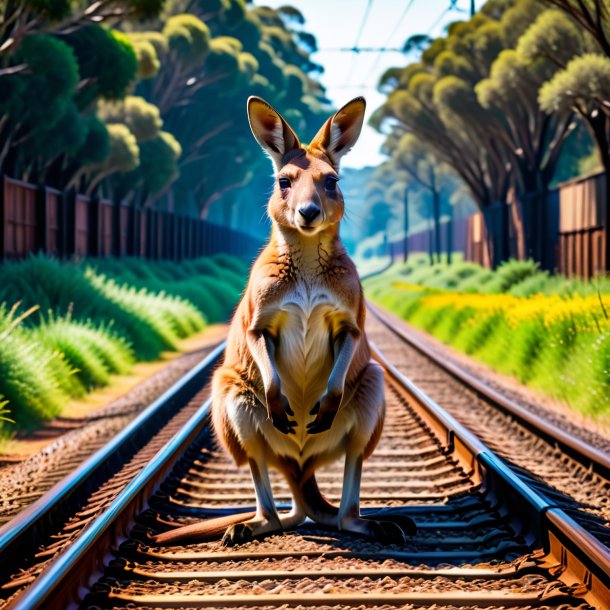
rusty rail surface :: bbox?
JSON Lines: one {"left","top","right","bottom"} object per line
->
{"left": 1, "top": 331, "right": 608, "bottom": 608}
{"left": 367, "top": 300, "right": 610, "bottom": 479}
{"left": 0, "top": 342, "right": 226, "bottom": 607}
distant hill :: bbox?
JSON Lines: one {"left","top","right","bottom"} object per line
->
{"left": 339, "top": 166, "right": 377, "bottom": 255}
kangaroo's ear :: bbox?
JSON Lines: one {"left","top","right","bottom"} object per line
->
{"left": 309, "top": 97, "right": 366, "bottom": 167}
{"left": 247, "top": 96, "right": 301, "bottom": 171}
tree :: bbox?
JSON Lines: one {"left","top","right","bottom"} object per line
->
{"left": 372, "top": 0, "right": 580, "bottom": 269}
{"left": 0, "top": 34, "right": 80, "bottom": 180}
{"left": 394, "top": 135, "right": 452, "bottom": 263}
{"left": 545, "top": 0, "right": 610, "bottom": 57}
{"left": 0, "top": 0, "right": 165, "bottom": 64}
{"left": 519, "top": 8, "right": 610, "bottom": 269}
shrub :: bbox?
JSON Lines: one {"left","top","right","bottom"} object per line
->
{"left": 509, "top": 271, "right": 551, "bottom": 297}
{"left": 34, "top": 315, "right": 134, "bottom": 390}
{"left": 482, "top": 259, "right": 540, "bottom": 293}
{"left": 366, "top": 273, "right": 610, "bottom": 417}
{"left": 0, "top": 304, "right": 71, "bottom": 430}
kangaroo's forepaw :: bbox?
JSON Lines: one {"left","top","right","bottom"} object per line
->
{"left": 222, "top": 522, "right": 254, "bottom": 547}
{"left": 306, "top": 409, "right": 336, "bottom": 434}
{"left": 267, "top": 393, "right": 297, "bottom": 434}
{"left": 270, "top": 410, "right": 297, "bottom": 435}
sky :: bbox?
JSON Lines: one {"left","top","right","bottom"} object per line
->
{"left": 253, "top": 0, "right": 484, "bottom": 168}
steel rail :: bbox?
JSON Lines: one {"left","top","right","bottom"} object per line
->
{"left": 5, "top": 335, "right": 610, "bottom": 608}
{"left": 7, "top": 394, "right": 216, "bottom": 610}
{"left": 368, "top": 300, "right": 610, "bottom": 478}
{"left": 374, "top": 342, "right": 610, "bottom": 608}
{"left": 0, "top": 341, "right": 226, "bottom": 590}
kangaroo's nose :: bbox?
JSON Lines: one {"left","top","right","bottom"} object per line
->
{"left": 298, "top": 203, "right": 321, "bottom": 223}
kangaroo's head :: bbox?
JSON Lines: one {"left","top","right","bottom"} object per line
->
{"left": 247, "top": 96, "right": 366, "bottom": 237}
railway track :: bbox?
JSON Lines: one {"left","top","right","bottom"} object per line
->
{"left": 0, "top": 306, "right": 609, "bottom": 608}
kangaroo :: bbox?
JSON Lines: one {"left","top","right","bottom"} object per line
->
{"left": 203, "top": 97, "right": 413, "bottom": 547}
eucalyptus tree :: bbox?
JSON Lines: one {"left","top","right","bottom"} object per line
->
{"left": 518, "top": 8, "right": 610, "bottom": 268}
{"left": 394, "top": 135, "right": 455, "bottom": 262}
{"left": 128, "top": 0, "right": 329, "bottom": 225}
{"left": 373, "top": 0, "right": 579, "bottom": 268}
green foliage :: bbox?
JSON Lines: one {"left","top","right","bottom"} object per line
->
{"left": 1, "top": 34, "right": 78, "bottom": 136}
{"left": 66, "top": 26, "right": 138, "bottom": 108}
{"left": 34, "top": 316, "right": 134, "bottom": 390}
{"left": 0, "top": 255, "right": 204, "bottom": 361}
{"left": 483, "top": 259, "right": 540, "bottom": 293}
{"left": 0, "top": 304, "right": 70, "bottom": 430}
{"left": 76, "top": 115, "right": 111, "bottom": 165}
{"left": 101, "top": 124, "right": 141, "bottom": 174}
{"left": 539, "top": 53, "right": 610, "bottom": 114}
{"left": 366, "top": 262, "right": 610, "bottom": 416}
{"left": 129, "top": 37, "right": 161, "bottom": 79}
{"left": 163, "top": 14, "right": 211, "bottom": 65}
{"left": 0, "top": 254, "right": 248, "bottom": 434}
{"left": 91, "top": 255, "right": 247, "bottom": 322}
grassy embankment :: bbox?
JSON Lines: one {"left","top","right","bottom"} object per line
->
{"left": 365, "top": 256, "right": 610, "bottom": 417}
{"left": 0, "top": 254, "right": 248, "bottom": 439}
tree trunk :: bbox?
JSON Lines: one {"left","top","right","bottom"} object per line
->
{"left": 403, "top": 189, "right": 409, "bottom": 264}
{"left": 583, "top": 113, "right": 610, "bottom": 270}
{"left": 447, "top": 205, "right": 453, "bottom": 266}
{"left": 499, "top": 199, "right": 510, "bottom": 264}
{"left": 432, "top": 189, "right": 441, "bottom": 263}
{"left": 428, "top": 218, "right": 434, "bottom": 266}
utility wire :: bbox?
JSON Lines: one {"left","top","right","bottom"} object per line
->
{"left": 343, "top": 0, "right": 374, "bottom": 86}
{"left": 321, "top": 46, "right": 404, "bottom": 52}
{"left": 362, "top": 0, "right": 418, "bottom": 87}
{"left": 424, "top": 0, "right": 457, "bottom": 35}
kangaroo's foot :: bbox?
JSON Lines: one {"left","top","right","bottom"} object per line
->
{"left": 338, "top": 515, "right": 407, "bottom": 545}
{"left": 222, "top": 505, "right": 306, "bottom": 546}
{"left": 364, "top": 512, "right": 417, "bottom": 536}
{"left": 222, "top": 514, "right": 281, "bottom": 546}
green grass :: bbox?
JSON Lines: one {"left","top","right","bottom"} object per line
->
{"left": 0, "top": 254, "right": 248, "bottom": 437}
{"left": 365, "top": 259, "right": 610, "bottom": 419}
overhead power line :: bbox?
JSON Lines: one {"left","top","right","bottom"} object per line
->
{"left": 343, "top": 0, "right": 375, "bottom": 87}
{"left": 362, "top": 0, "right": 418, "bottom": 86}
{"left": 320, "top": 47, "right": 404, "bottom": 53}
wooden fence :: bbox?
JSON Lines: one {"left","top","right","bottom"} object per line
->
{"left": 389, "top": 171, "right": 608, "bottom": 277}
{"left": 0, "top": 176, "right": 262, "bottom": 262}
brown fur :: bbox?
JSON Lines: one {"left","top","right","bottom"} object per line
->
{"left": 162, "top": 97, "right": 403, "bottom": 547}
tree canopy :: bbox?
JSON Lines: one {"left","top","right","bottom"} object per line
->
{"left": 371, "top": 0, "right": 603, "bottom": 268}
{"left": 0, "top": 0, "right": 330, "bottom": 232}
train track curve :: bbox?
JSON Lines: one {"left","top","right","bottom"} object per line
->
{"left": 0, "top": 305, "right": 608, "bottom": 608}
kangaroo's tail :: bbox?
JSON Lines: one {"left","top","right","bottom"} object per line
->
{"left": 152, "top": 511, "right": 256, "bottom": 545}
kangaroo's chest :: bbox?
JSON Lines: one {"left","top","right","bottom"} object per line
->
{"left": 272, "top": 283, "right": 341, "bottom": 412}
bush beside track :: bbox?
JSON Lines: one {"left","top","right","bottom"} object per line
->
{"left": 0, "top": 254, "right": 248, "bottom": 436}
{"left": 365, "top": 256, "right": 610, "bottom": 417}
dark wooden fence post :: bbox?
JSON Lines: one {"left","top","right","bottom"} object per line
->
{"left": 35, "top": 185, "right": 46, "bottom": 253}
{"left": 0, "top": 175, "right": 4, "bottom": 261}
{"left": 125, "top": 206, "right": 134, "bottom": 256}
{"left": 88, "top": 196, "right": 100, "bottom": 257}
{"left": 112, "top": 199, "right": 121, "bottom": 257}
{"left": 63, "top": 189, "right": 76, "bottom": 258}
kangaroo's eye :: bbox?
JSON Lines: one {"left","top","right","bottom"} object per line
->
{"left": 279, "top": 177, "right": 291, "bottom": 190}
{"left": 325, "top": 177, "right": 338, "bottom": 192}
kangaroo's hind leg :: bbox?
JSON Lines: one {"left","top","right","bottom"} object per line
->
{"left": 222, "top": 454, "right": 281, "bottom": 546}
{"left": 299, "top": 362, "right": 414, "bottom": 543}
{"left": 214, "top": 377, "right": 304, "bottom": 546}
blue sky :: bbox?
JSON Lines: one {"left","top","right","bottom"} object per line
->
{"left": 254, "top": 0, "right": 483, "bottom": 168}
